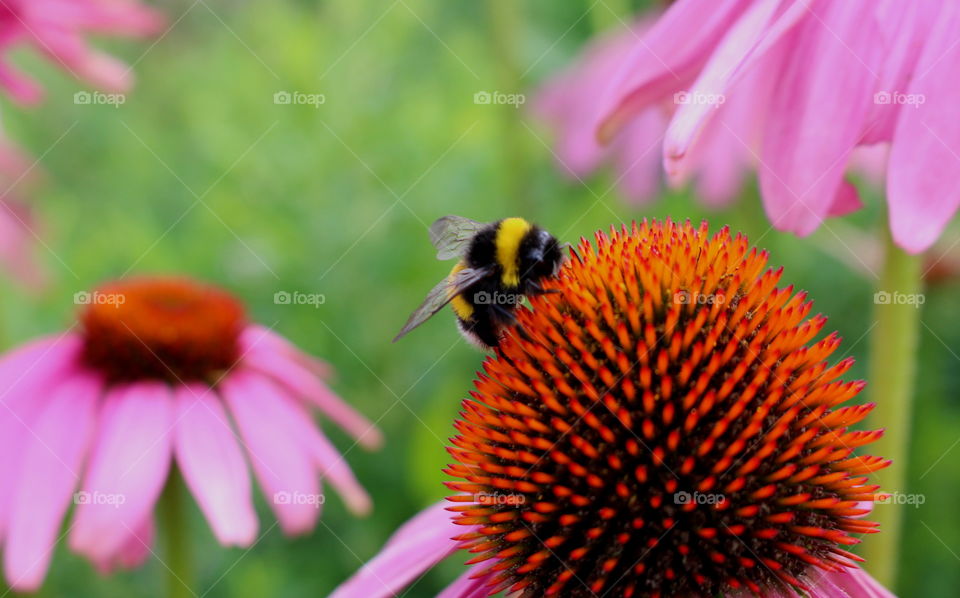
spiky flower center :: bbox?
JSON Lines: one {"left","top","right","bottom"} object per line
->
{"left": 80, "top": 277, "right": 245, "bottom": 383}
{"left": 446, "top": 221, "right": 887, "bottom": 598}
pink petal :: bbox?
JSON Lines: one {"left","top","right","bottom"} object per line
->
{"left": 861, "top": 2, "right": 939, "bottom": 144}
{"left": 95, "top": 518, "right": 154, "bottom": 574}
{"left": 598, "top": 0, "right": 753, "bottom": 141}
{"left": 682, "top": 61, "right": 775, "bottom": 207}
{"left": 848, "top": 144, "right": 889, "bottom": 185}
{"left": 173, "top": 383, "right": 258, "bottom": 547}
{"left": 3, "top": 372, "right": 101, "bottom": 592}
{"left": 261, "top": 382, "right": 371, "bottom": 515}
{"left": 809, "top": 566, "right": 896, "bottom": 598}
{"left": 663, "top": 0, "right": 784, "bottom": 172}
{"left": 611, "top": 108, "right": 667, "bottom": 204}
{"left": 533, "top": 21, "right": 651, "bottom": 178}
{"left": 669, "top": 39, "right": 780, "bottom": 206}
{"left": 887, "top": 2, "right": 960, "bottom": 253}
{"left": 69, "top": 382, "right": 173, "bottom": 564}
{"left": 309, "top": 429, "right": 371, "bottom": 515}
{"left": 0, "top": 63, "right": 44, "bottom": 105}
{"left": 757, "top": 0, "right": 883, "bottom": 235}
{"left": 331, "top": 501, "right": 461, "bottom": 598}
{"left": 384, "top": 500, "right": 463, "bottom": 550}
{"left": 0, "top": 335, "right": 84, "bottom": 541}
{"left": 58, "top": 3, "right": 166, "bottom": 37}
{"left": 0, "top": 198, "right": 49, "bottom": 290}
{"left": 0, "top": 334, "right": 82, "bottom": 383}
{"left": 827, "top": 181, "right": 864, "bottom": 217}
{"left": 113, "top": 517, "right": 154, "bottom": 571}
{"left": 692, "top": 124, "right": 749, "bottom": 208}
{"left": 244, "top": 348, "right": 382, "bottom": 449}
{"left": 33, "top": 28, "right": 134, "bottom": 92}
{"left": 240, "top": 325, "right": 332, "bottom": 378}
{"left": 222, "top": 371, "right": 321, "bottom": 536}
{"left": 438, "top": 566, "right": 498, "bottom": 598}
{"left": 0, "top": 0, "right": 164, "bottom": 102}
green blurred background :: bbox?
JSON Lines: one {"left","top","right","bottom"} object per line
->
{"left": 1, "top": 0, "right": 957, "bottom": 596}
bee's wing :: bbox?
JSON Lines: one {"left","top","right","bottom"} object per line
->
{"left": 429, "top": 215, "right": 488, "bottom": 260}
{"left": 393, "top": 265, "right": 493, "bottom": 342}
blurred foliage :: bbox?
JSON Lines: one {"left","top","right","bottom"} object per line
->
{"left": 0, "top": 0, "right": 957, "bottom": 596}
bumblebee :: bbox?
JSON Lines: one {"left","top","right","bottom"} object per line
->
{"left": 394, "top": 215, "right": 566, "bottom": 349}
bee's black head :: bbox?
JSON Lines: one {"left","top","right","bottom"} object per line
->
{"left": 519, "top": 227, "right": 564, "bottom": 287}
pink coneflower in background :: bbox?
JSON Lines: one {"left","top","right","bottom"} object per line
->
{"left": 0, "top": 276, "right": 381, "bottom": 592}
{"left": 534, "top": 14, "right": 757, "bottom": 207}
{"left": 594, "top": 0, "right": 960, "bottom": 254}
{"left": 535, "top": 4, "right": 898, "bottom": 216}
{"left": 0, "top": 0, "right": 164, "bottom": 286}
{"left": 0, "top": 0, "right": 164, "bottom": 104}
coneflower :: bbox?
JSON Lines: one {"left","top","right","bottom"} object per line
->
{"left": 0, "top": 276, "right": 381, "bottom": 592}
{"left": 0, "top": 0, "right": 164, "bottom": 104}
{"left": 332, "top": 219, "right": 893, "bottom": 598}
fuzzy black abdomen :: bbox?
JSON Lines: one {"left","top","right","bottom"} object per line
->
{"left": 456, "top": 275, "right": 524, "bottom": 347}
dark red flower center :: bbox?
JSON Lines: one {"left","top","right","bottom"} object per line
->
{"left": 79, "top": 277, "right": 246, "bottom": 383}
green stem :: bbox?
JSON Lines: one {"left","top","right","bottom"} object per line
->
{"left": 861, "top": 228, "right": 923, "bottom": 589}
{"left": 589, "top": 0, "right": 633, "bottom": 32}
{"left": 159, "top": 469, "right": 193, "bottom": 598}
{"left": 487, "top": 0, "right": 531, "bottom": 212}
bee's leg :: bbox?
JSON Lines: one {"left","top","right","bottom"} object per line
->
{"left": 511, "top": 322, "right": 536, "bottom": 345}
{"left": 496, "top": 307, "right": 536, "bottom": 349}
{"left": 526, "top": 280, "right": 561, "bottom": 296}
{"left": 491, "top": 302, "right": 517, "bottom": 322}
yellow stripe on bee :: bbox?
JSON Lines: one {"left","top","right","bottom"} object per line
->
{"left": 449, "top": 262, "right": 474, "bottom": 320}
{"left": 495, "top": 217, "right": 532, "bottom": 288}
